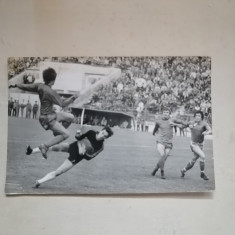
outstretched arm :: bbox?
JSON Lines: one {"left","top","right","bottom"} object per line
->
{"left": 9, "top": 83, "right": 39, "bottom": 92}
{"left": 171, "top": 118, "right": 189, "bottom": 127}
{"left": 51, "top": 91, "right": 79, "bottom": 108}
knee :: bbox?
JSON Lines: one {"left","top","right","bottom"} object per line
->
{"left": 190, "top": 159, "right": 196, "bottom": 165}
{"left": 199, "top": 156, "right": 205, "bottom": 162}
{"left": 66, "top": 113, "right": 74, "bottom": 123}
{"left": 61, "top": 129, "right": 70, "bottom": 140}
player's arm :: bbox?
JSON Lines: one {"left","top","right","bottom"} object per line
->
{"left": 75, "top": 130, "right": 93, "bottom": 141}
{"left": 50, "top": 90, "right": 79, "bottom": 108}
{"left": 153, "top": 122, "right": 159, "bottom": 135}
{"left": 171, "top": 118, "right": 189, "bottom": 127}
{"left": 83, "top": 145, "right": 104, "bottom": 161}
{"left": 202, "top": 123, "right": 212, "bottom": 135}
{"left": 9, "top": 83, "right": 39, "bottom": 92}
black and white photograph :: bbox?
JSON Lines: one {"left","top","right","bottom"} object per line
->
{"left": 6, "top": 56, "right": 214, "bottom": 195}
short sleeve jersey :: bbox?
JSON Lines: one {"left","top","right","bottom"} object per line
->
{"left": 189, "top": 121, "right": 209, "bottom": 143}
{"left": 153, "top": 118, "right": 174, "bottom": 144}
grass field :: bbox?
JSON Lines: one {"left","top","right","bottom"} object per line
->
{"left": 5, "top": 117, "right": 215, "bottom": 195}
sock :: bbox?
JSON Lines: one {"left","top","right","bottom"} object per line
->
{"left": 32, "top": 147, "right": 40, "bottom": 154}
{"left": 38, "top": 171, "right": 56, "bottom": 184}
{"left": 200, "top": 161, "right": 205, "bottom": 172}
{"left": 154, "top": 163, "right": 159, "bottom": 171}
{"left": 185, "top": 161, "right": 195, "bottom": 171}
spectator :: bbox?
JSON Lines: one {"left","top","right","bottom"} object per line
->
{"left": 8, "top": 97, "right": 14, "bottom": 116}
{"left": 26, "top": 100, "right": 32, "bottom": 118}
{"left": 20, "top": 99, "right": 26, "bottom": 118}
{"left": 33, "top": 101, "right": 39, "bottom": 119}
{"left": 12, "top": 100, "right": 17, "bottom": 116}
{"left": 16, "top": 100, "right": 20, "bottom": 117}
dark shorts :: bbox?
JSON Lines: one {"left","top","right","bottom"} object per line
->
{"left": 68, "top": 141, "right": 84, "bottom": 165}
{"left": 39, "top": 112, "right": 57, "bottom": 130}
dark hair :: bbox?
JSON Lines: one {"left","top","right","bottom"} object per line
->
{"left": 102, "top": 126, "right": 114, "bottom": 138}
{"left": 194, "top": 110, "right": 204, "bottom": 120}
{"left": 43, "top": 68, "right": 57, "bottom": 85}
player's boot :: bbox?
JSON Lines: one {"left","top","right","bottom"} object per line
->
{"left": 151, "top": 167, "right": 158, "bottom": 176}
{"left": 200, "top": 172, "right": 209, "bottom": 181}
{"left": 180, "top": 169, "right": 186, "bottom": 178}
{"left": 26, "top": 145, "right": 33, "bottom": 155}
{"left": 33, "top": 181, "right": 40, "bottom": 188}
{"left": 151, "top": 163, "right": 160, "bottom": 176}
{"left": 39, "top": 144, "right": 48, "bottom": 159}
{"left": 160, "top": 170, "right": 166, "bottom": 179}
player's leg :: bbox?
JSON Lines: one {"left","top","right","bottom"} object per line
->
{"left": 56, "top": 111, "right": 74, "bottom": 129}
{"left": 181, "top": 144, "right": 200, "bottom": 178}
{"left": 151, "top": 143, "right": 165, "bottom": 177}
{"left": 159, "top": 147, "right": 171, "bottom": 179}
{"left": 26, "top": 143, "right": 70, "bottom": 155}
{"left": 35, "top": 159, "right": 74, "bottom": 188}
{"left": 192, "top": 144, "right": 208, "bottom": 180}
{"left": 38, "top": 121, "right": 70, "bottom": 159}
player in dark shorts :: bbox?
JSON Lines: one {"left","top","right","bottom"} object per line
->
{"left": 9, "top": 67, "right": 79, "bottom": 159}
{"left": 27, "top": 126, "right": 114, "bottom": 188}
{"left": 180, "top": 111, "right": 212, "bottom": 180}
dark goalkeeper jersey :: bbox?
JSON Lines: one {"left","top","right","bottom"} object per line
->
{"left": 75, "top": 130, "right": 104, "bottom": 155}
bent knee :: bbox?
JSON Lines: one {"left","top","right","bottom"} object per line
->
{"left": 199, "top": 156, "right": 205, "bottom": 162}
{"left": 62, "top": 130, "right": 70, "bottom": 140}
{"left": 65, "top": 113, "right": 74, "bottom": 122}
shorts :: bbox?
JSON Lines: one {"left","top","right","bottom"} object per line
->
{"left": 157, "top": 141, "right": 173, "bottom": 150}
{"left": 68, "top": 141, "right": 84, "bottom": 165}
{"left": 39, "top": 113, "right": 57, "bottom": 130}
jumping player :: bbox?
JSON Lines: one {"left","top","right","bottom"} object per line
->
{"left": 9, "top": 68, "right": 79, "bottom": 159}
{"left": 151, "top": 108, "right": 182, "bottom": 179}
{"left": 27, "top": 126, "right": 114, "bottom": 188}
{"left": 180, "top": 111, "right": 212, "bottom": 180}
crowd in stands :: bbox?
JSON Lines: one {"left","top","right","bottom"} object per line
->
{"left": 8, "top": 57, "right": 46, "bottom": 79}
{"left": 69, "top": 57, "right": 212, "bottom": 120}
{"left": 8, "top": 57, "right": 212, "bottom": 125}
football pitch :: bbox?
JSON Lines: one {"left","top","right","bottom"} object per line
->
{"left": 5, "top": 117, "right": 215, "bottom": 195}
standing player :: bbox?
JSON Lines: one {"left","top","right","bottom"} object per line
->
{"left": 28, "top": 126, "right": 114, "bottom": 188}
{"left": 151, "top": 108, "right": 182, "bottom": 179}
{"left": 9, "top": 67, "right": 78, "bottom": 159}
{"left": 180, "top": 111, "right": 212, "bottom": 180}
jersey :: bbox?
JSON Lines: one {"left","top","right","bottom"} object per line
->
{"left": 75, "top": 130, "right": 104, "bottom": 157}
{"left": 17, "top": 83, "right": 66, "bottom": 115}
{"left": 188, "top": 121, "right": 209, "bottom": 143}
{"left": 153, "top": 117, "right": 175, "bottom": 145}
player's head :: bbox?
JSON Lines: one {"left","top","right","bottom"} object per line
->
{"left": 162, "top": 108, "right": 170, "bottom": 119}
{"left": 194, "top": 110, "right": 204, "bottom": 121}
{"left": 43, "top": 67, "right": 57, "bottom": 85}
{"left": 97, "top": 126, "right": 114, "bottom": 140}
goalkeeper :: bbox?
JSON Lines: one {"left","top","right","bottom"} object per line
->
{"left": 9, "top": 67, "right": 79, "bottom": 159}
{"left": 26, "top": 126, "right": 114, "bottom": 188}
